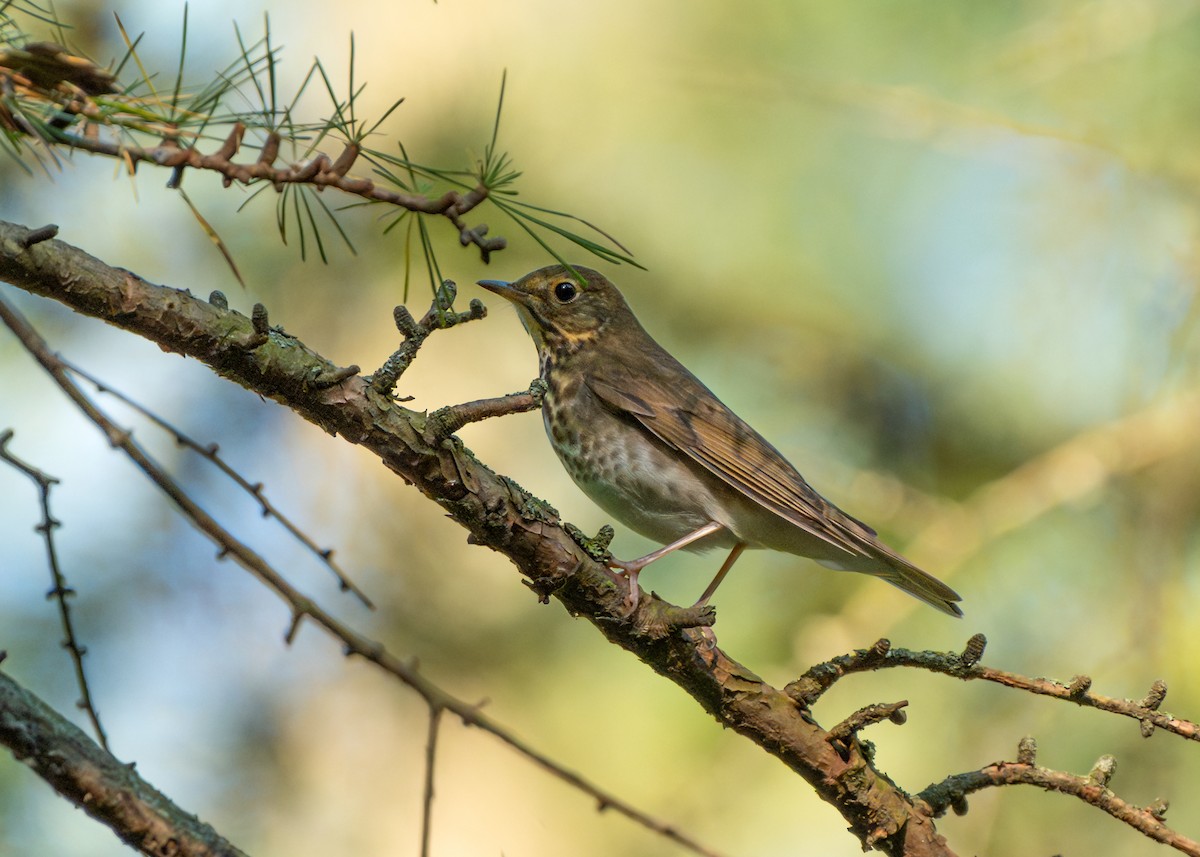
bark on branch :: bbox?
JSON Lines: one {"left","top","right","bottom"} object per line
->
{"left": 0, "top": 664, "right": 249, "bottom": 857}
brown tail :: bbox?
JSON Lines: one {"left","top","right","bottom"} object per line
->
{"left": 874, "top": 556, "right": 963, "bottom": 617}
{"left": 820, "top": 552, "right": 963, "bottom": 617}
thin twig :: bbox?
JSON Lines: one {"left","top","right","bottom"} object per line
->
{"left": 0, "top": 429, "right": 109, "bottom": 752}
{"left": 369, "top": 280, "right": 487, "bottom": 395}
{"left": 59, "top": 357, "right": 374, "bottom": 609}
{"left": 421, "top": 706, "right": 443, "bottom": 857}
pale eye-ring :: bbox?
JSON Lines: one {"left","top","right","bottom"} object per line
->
{"left": 553, "top": 281, "right": 578, "bottom": 303}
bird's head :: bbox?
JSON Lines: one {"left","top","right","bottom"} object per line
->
{"left": 478, "top": 265, "right": 633, "bottom": 355}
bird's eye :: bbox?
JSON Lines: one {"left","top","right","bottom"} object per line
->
{"left": 553, "top": 281, "right": 578, "bottom": 303}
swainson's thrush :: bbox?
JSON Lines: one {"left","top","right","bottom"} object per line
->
{"left": 479, "top": 265, "right": 962, "bottom": 617}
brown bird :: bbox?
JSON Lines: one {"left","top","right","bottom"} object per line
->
{"left": 478, "top": 265, "right": 962, "bottom": 618}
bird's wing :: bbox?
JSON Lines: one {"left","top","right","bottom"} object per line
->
{"left": 586, "top": 361, "right": 870, "bottom": 556}
{"left": 587, "top": 360, "right": 963, "bottom": 617}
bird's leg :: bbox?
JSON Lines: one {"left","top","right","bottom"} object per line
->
{"left": 694, "top": 542, "right": 747, "bottom": 607}
{"left": 608, "top": 521, "right": 725, "bottom": 614}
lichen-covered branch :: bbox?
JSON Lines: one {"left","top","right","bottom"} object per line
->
{"left": 369, "top": 279, "right": 488, "bottom": 395}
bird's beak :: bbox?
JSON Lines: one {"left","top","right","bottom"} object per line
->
{"left": 477, "top": 279, "right": 513, "bottom": 296}
{"left": 477, "top": 278, "right": 541, "bottom": 343}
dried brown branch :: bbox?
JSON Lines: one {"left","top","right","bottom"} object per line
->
{"left": 62, "top": 125, "right": 505, "bottom": 261}
{"left": 785, "top": 634, "right": 1200, "bottom": 742}
{"left": 0, "top": 37, "right": 506, "bottom": 262}
{"left": 1, "top": 64, "right": 505, "bottom": 260}
{"left": 0, "top": 664, "right": 250, "bottom": 857}
{"left": 918, "top": 738, "right": 1199, "bottom": 856}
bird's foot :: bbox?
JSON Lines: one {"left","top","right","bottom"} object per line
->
{"left": 563, "top": 523, "right": 641, "bottom": 614}
{"left": 608, "top": 563, "right": 642, "bottom": 616}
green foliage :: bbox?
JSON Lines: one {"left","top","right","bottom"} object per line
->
{"left": 0, "top": 3, "right": 636, "bottom": 293}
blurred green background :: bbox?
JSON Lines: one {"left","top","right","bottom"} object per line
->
{"left": 1, "top": 1, "right": 1198, "bottom": 855}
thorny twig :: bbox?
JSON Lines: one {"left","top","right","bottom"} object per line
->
{"left": 59, "top": 356, "right": 374, "bottom": 609}
{"left": 0, "top": 430, "right": 109, "bottom": 752}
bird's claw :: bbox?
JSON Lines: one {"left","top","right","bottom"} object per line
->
{"left": 612, "top": 566, "right": 641, "bottom": 616}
